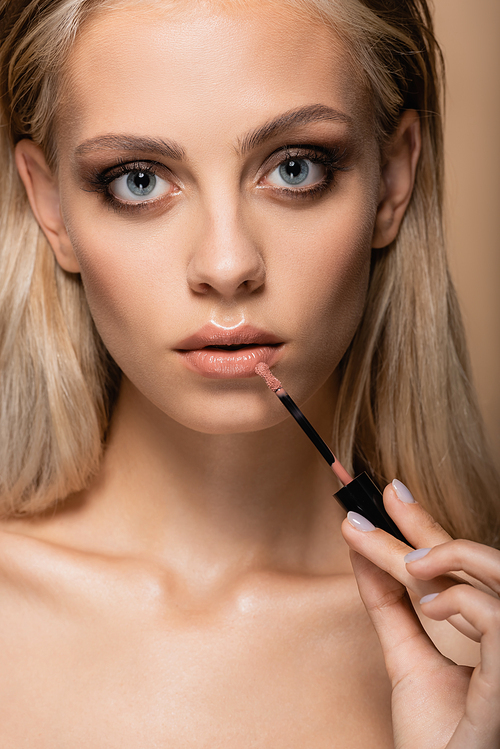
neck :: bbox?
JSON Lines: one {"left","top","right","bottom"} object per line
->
{"left": 47, "top": 376, "right": 351, "bottom": 585}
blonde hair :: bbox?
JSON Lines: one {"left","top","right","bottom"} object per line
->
{"left": 1, "top": 0, "right": 499, "bottom": 543}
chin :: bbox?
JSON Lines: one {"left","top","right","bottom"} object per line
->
{"left": 160, "top": 391, "right": 289, "bottom": 436}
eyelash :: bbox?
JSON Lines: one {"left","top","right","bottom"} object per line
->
{"left": 267, "top": 145, "right": 346, "bottom": 200}
{"left": 86, "top": 160, "right": 169, "bottom": 213}
{"left": 86, "top": 146, "right": 346, "bottom": 213}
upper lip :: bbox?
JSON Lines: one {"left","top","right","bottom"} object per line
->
{"left": 176, "top": 323, "right": 283, "bottom": 350}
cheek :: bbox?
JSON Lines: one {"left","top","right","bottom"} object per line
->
{"left": 259, "top": 191, "right": 376, "bottom": 363}
{"left": 314, "top": 212, "right": 372, "bottom": 350}
{"left": 61, "top": 210, "right": 186, "bottom": 364}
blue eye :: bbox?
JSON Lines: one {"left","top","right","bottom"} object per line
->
{"left": 279, "top": 159, "right": 310, "bottom": 185}
{"left": 127, "top": 171, "right": 156, "bottom": 196}
{"left": 109, "top": 169, "right": 172, "bottom": 202}
{"left": 267, "top": 157, "right": 325, "bottom": 189}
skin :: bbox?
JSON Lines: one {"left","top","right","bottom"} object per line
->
{"left": 2, "top": 1, "right": 499, "bottom": 747}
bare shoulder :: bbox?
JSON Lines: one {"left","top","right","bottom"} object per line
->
{"left": 0, "top": 519, "right": 88, "bottom": 594}
{"left": 0, "top": 522, "right": 91, "bottom": 627}
{"left": 0, "top": 527, "right": 395, "bottom": 748}
{"left": 0, "top": 518, "right": 162, "bottom": 609}
{"left": 0, "top": 522, "right": 51, "bottom": 589}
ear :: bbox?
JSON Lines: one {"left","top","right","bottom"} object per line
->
{"left": 15, "top": 140, "right": 80, "bottom": 273}
{"left": 372, "top": 109, "right": 421, "bottom": 249}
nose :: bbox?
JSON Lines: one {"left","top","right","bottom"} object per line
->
{"left": 186, "top": 202, "right": 266, "bottom": 299}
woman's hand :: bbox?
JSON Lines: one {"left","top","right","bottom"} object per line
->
{"left": 341, "top": 480, "right": 500, "bottom": 749}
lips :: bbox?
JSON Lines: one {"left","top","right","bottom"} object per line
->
{"left": 175, "top": 324, "right": 284, "bottom": 379}
{"left": 176, "top": 324, "right": 283, "bottom": 350}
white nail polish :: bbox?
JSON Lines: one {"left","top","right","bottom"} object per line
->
{"left": 392, "top": 479, "right": 416, "bottom": 503}
{"left": 347, "top": 511, "right": 376, "bottom": 532}
{"left": 404, "top": 547, "right": 431, "bottom": 562}
{"left": 420, "top": 592, "right": 439, "bottom": 604}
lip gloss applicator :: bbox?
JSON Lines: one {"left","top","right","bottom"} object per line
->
{"left": 255, "top": 362, "right": 409, "bottom": 544}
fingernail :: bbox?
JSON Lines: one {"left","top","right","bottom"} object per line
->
{"left": 420, "top": 592, "right": 439, "bottom": 604}
{"left": 347, "top": 511, "right": 376, "bottom": 532}
{"left": 392, "top": 479, "right": 416, "bottom": 504}
{"left": 404, "top": 547, "right": 431, "bottom": 563}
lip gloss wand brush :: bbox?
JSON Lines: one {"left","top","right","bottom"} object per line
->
{"left": 254, "top": 362, "right": 409, "bottom": 544}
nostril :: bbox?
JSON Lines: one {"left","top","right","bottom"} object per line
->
{"left": 186, "top": 235, "right": 266, "bottom": 298}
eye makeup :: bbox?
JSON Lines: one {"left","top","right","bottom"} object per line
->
{"left": 80, "top": 141, "right": 349, "bottom": 213}
{"left": 83, "top": 159, "right": 179, "bottom": 212}
{"left": 258, "top": 144, "right": 348, "bottom": 200}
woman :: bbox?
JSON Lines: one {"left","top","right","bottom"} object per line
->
{"left": 0, "top": 0, "right": 499, "bottom": 745}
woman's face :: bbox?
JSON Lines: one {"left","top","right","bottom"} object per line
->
{"left": 51, "top": 0, "right": 383, "bottom": 433}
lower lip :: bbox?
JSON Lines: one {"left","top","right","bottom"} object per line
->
{"left": 177, "top": 345, "right": 283, "bottom": 379}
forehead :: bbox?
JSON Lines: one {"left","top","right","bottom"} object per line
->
{"left": 60, "top": 0, "right": 371, "bottom": 151}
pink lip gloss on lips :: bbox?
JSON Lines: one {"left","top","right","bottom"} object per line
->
{"left": 176, "top": 323, "right": 284, "bottom": 379}
{"left": 179, "top": 345, "right": 282, "bottom": 379}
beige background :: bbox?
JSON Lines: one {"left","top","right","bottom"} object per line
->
{"left": 433, "top": 0, "right": 500, "bottom": 466}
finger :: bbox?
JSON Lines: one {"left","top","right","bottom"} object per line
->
{"left": 405, "top": 540, "right": 500, "bottom": 597}
{"left": 351, "top": 549, "right": 473, "bottom": 745}
{"left": 342, "top": 513, "right": 457, "bottom": 601}
{"left": 422, "top": 585, "right": 500, "bottom": 749}
{"left": 342, "top": 512, "right": 478, "bottom": 639}
{"left": 383, "top": 479, "right": 453, "bottom": 550}
{"left": 421, "top": 585, "right": 500, "bottom": 680}
{"left": 447, "top": 716, "right": 500, "bottom": 749}
{"left": 350, "top": 549, "right": 449, "bottom": 686}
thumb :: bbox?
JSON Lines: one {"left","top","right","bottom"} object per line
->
{"left": 351, "top": 550, "right": 471, "bottom": 748}
{"left": 350, "top": 549, "right": 449, "bottom": 684}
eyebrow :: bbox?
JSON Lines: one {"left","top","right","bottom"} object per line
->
{"left": 237, "top": 104, "right": 353, "bottom": 155}
{"left": 74, "top": 135, "right": 186, "bottom": 161}
{"left": 73, "top": 104, "right": 352, "bottom": 162}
